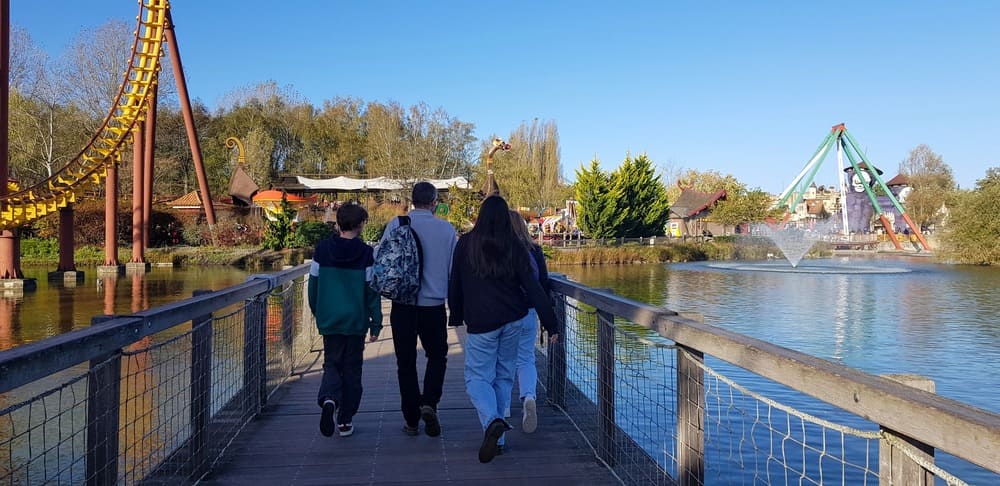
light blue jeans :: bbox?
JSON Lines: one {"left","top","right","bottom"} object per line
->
{"left": 464, "top": 315, "right": 526, "bottom": 443}
{"left": 516, "top": 309, "right": 539, "bottom": 401}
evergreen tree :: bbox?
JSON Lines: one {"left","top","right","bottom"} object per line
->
{"left": 574, "top": 160, "right": 618, "bottom": 238}
{"left": 608, "top": 154, "right": 670, "bottom": 237}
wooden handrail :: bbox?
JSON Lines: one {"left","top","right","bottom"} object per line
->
{"left": 547, "top": 275, "right": 1000, "bottom": 474}
{"left": 0, "top": 264, "right": 310, "bottom": 393}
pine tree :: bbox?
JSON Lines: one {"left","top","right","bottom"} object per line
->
{"left": 608, "top": 154, "right": 670, "bottom": 237}
{"left": 574, "top": 160, "right": 619, "bottom": 238}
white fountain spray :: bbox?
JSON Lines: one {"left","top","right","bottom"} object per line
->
{"left": 754, "top": 219, "right": 837, "bottom": 268}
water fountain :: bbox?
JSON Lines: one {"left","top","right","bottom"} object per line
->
{"left": 707, "top": 220, "right": 910, "bottom": 274}
{"left": 756, "top": 222, "right": 832, "bottom": 267}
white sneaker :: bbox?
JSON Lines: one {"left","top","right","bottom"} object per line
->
{"left": 522, "top": 397, "right": 537, "bottom": 433}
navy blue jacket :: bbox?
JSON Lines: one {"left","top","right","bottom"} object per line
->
{"left": 308, "top": 236, "right": 382, "bottom": 337}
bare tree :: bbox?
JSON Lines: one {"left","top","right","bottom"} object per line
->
{"left": 364, "top": 101, "right": 407, "bottom": 177}
{"left": 9, "top": 25, "right": 46, "bottom": 97}
{"left": 898, "top": 144, "right": 956, "bottom": 227}
{"left": 60, "top": 19, "right": 133, "bottom": 129}
{"left": 7, "top": 25, "right": 90, "bottom": 185}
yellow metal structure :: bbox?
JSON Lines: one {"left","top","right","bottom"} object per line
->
{"left": 0, "top": 0, "right": 168, "bottom": 229}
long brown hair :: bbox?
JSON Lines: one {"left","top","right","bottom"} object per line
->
{"left": 463, "top": 196, "right": 525, "bottom": 279}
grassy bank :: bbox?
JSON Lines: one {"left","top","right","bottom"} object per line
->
{"left": 549, "top": 239, "right": 832, "bottom": 265}
{"left": 20, "top": 238, "right": 312, "bottom": 270}
{"left": 19, "top": 237, "right": 836, "bottom": 269}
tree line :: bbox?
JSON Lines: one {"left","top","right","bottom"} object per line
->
{"left": 8, "top": 21, "right": 997, "bottom": 263}
{"left": 7, "top": 21, "right": 564, "bottom": 214}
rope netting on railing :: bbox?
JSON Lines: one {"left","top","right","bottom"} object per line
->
{"left": 540, "top": 295, "right": 985, "bottom": 485}
{"left": 0, "top": 272, "right": 319, "bottom": 484}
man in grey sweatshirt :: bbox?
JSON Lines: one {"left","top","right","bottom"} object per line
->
{"left": 378, "top": 182, "right": 457, "bottom": 437}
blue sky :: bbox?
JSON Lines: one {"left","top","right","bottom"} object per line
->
{"left": 11, "top": 1, "right": 1000, "bottom": 193}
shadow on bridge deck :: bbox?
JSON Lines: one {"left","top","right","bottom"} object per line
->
{"left": 199, "top": 312, "right": 617, "bottom": 485}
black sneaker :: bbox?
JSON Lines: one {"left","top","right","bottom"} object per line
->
{"left": 478, "top": 418, "right": 511, "bottom": 463}
{"left": 402, "top": 423, "right": 419, "bottom": 436}
{"left": 320, "top": 400, "right": 338, "bottom": 437}
{"left": 421, "top": 405, "right": 441, "bottom": 437}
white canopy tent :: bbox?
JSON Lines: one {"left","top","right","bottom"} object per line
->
{"left": 294, "top": 176, "right": 471, "bottom": 192}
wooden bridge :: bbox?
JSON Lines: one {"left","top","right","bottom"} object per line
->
{"left": 1, "top": 264, "right": 997, "bottom": 485}
{"left": 199, "top": 309, "right": 617, "bottom": 485}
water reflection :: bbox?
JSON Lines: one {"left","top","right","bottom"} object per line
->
{"left": 1, "top": 266, "right": 250, "bottom": 352}
{"left": 558, "top": 257, "right": 1000, "bottom": 414}
{"left": 559, "top": 256, "right": 1000, "bottom": 483}
{"left": 1, "top": 265, "right": 253, "bottom": 483}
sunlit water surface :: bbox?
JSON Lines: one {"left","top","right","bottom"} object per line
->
{"left": 1, "top": 266, "right": 251, "bottom": 351}
{"left": 559, "top": 256, "right": 1000, "bottom": 483}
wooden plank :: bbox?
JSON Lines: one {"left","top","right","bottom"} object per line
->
{"left": 199, "top": 322, "right": 617, "bottom": 485}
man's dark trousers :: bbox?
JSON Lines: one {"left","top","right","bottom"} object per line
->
{"left": 391, "top": 303, "right": 448, "bottom": 426}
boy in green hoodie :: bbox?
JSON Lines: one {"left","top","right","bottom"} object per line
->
{"left": 308, "top": 203, "right": 383, "bottom": 437}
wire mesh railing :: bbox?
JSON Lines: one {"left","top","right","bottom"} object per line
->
{"left": 0, "top": 264, "right": 317, "bottom": 485}
{"left": 542, "top": 275, "right": 1000, "bottom": 485}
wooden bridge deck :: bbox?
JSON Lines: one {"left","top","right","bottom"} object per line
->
{"left": 199, "top": 311, "right": 617, "bottom": 485}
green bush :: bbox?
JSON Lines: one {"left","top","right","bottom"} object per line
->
{"left": 361, "top": 217, "right": 388, "bottom": 243}
{"left": 289, "top": 221, "right": 334, "bottom": 248}
{"left": 20, "top": 238, "right": 59, "bottom": 259}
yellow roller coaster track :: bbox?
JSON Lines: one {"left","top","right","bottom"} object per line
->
{"left": 0, "top": 0, "right": 168, "bottom": 229}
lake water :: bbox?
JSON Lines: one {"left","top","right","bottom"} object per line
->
{"left": 0, "top": 266, "right": 250, "bottom": 352}
{"left": 3, "top": 257, "right": 997, "bottom": 482}
{"left": 558, "top": 255, "right": 1000, "bottom": 483}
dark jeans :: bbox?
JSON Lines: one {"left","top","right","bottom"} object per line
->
{"left": 390, "top": 303, "right": 448, "bottom": 426}
{"left": 317, "top": 334, "right": 365, "bottom": 424}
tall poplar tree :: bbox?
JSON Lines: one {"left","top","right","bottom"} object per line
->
{"left": 608, "top": 153, "right": 670, "bottom": 237}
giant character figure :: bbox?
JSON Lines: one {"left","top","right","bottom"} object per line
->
{"left": 843, "top": 164, "right": 881, "bottom": 234}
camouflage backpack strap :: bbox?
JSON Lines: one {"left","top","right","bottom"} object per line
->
{"left": 399, "top": 215, "right": 424, "bottom": 282}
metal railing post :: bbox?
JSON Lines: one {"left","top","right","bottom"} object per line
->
{"left": 281, "top": 279, "right": 294, "bottom": 356}
{"left": 597, "top": 307, "right": 617, "bottom": 466}
{"left": 243, "top": 294, "right": 266, "bottom": 414}
{"left": 87, "top": 315, "right": 121, "bottom": 486}
{"left": 547, "top": 288, "right": 567, "bottom": 407}
{"left": 189, "top": 289, "right": 213, "bottom": 479}
{"left": 677, "top": 345, "right": 705, "bottom": 486}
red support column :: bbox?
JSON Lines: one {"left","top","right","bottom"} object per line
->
{"left": 164, "top": 11, "right": 215, "bottom": 227}
{"left": 0, "top": 0, "right": 23, "bottom": 280}
{"left": 142, "top": 85, "right": 158, "bottom": 250}
{"left": 131, "top": 128, "right": 145, "bottom": 263}
{"left": 104, "top": 163, "right": 120, "bottom": 267}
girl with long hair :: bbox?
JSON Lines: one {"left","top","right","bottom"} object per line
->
{"left": 508, "top": 209, "right": 549, "bottom": 434}
{"left": 448, "top": 196, "right": 559, "bottom": 463}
